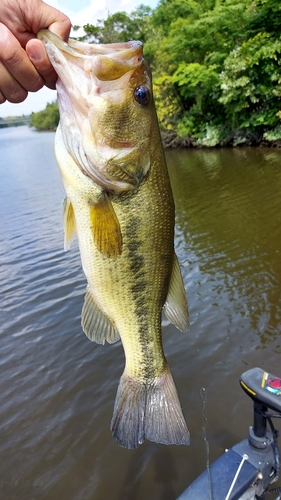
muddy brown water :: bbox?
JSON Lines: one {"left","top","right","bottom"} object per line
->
{"left": 1, "top": 126, "right": 281, "bottom": 499}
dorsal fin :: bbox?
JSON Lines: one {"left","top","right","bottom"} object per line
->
{"left": 63, "top": 197, "right": 76, "bottom": 251}
{"left": 163, "top": 253, "right": 189, "bottom": 332}
{"left": 81, "top": 286, "right": 120, "bottom": 344}
{"left": 89, "top": 192, "right": 122, "bottom": 258}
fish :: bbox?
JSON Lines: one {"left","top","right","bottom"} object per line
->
{"left": 38, "top": 30, "right": 190, "bottom": 449}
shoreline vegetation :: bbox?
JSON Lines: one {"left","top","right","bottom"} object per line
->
{"left": 3, "top": 0, "right": 281, "bottom": 149}
{"left": 2, "top": 117, "right": 281, "bottom": 148}
{"left": 160, "top": 129, "right": 281, "bottom": 148}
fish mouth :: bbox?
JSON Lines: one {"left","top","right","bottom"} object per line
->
{"left": 37, "top": 30, "right": 143, "bottom": 81}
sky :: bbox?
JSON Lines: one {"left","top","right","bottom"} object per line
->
{"left": 0, "top": 0, "right": 158, "bottom": 118}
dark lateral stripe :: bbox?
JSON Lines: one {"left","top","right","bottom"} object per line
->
{"left": 124, "top": 215, "right": 160, "bottom": 381}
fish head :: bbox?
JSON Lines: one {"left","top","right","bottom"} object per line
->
{"left": 38, "top": 30, "right": 155, "bottom": 193}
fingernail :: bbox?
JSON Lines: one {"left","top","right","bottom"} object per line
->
{"left": 28, "top": 44, "right": 44, "bottom": 62}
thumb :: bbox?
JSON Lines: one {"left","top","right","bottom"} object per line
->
{"left": 26, "top": 38, "right": 57, "bottom": 89}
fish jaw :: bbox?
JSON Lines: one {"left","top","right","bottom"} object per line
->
{"left": 38, "top": 30, "right": 153, "bottom": 193}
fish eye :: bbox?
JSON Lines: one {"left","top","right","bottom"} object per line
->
{"left": 134, "top": 85, "right": 150, "bottom": 105}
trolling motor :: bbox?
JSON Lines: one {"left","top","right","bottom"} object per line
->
{"left": 177, "top": 367, "right": 281, "bottom": 500}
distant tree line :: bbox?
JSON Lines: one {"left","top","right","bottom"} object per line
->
{"left": 0, "top": 115, "right": 30, "bottom": 128}
{"left": 31, "top": 0, "right": 281, "bottom": 146}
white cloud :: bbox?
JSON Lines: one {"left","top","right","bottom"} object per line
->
{"left": 0, "top": 0, "right": 158, "bottom": 118}
{"left": 48, "top": 0, "right": 158, "bottom": 27}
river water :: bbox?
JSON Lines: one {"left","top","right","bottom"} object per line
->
{"left": 1, "top": 126, "right": 281, "bottom": 499}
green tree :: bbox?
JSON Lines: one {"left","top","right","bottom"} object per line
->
{"left": 248, "top": 0, "right": 281, "bottom": 37}
{"left": 219, "top": 33, "right": 281, "bottom": 134}
{"left": 150, "top": 0, "right": 281, "bottom": 144}
{"left": 172, "top": 62, "right": 222, "bottom": 138}
{"left": 30, "top": 102, "right": 59, "bottom": 131}
{"left": 157, "top": 0, "right": 252, "bottom": 69}
{"left": 152, "top": 0, "right": 207, "bottom": 37}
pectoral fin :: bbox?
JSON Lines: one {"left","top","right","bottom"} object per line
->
{"left": 89, "top": 192, "right": 122, "bottom": 258}
{"left": 163, "top": 253, "right": 189, "bottom": 332}
{"left": 81, "top": 286, "right": 120, "bottom": 344}
{"left": 63, "top": 197, "right": 76, "bottom": 251}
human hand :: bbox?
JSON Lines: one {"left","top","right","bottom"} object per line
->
{"left": 0, "top": 0, "right": 71, "bottom": 104}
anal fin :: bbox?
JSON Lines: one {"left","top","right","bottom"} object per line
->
{"left": 81, "top": 286, "right": 120, "bottom": 344}
{"left": 89, "top": 192, "right": 122, "bottom": 258}
{"left": 163, "top": 253, "right": 189, "bottom": 332}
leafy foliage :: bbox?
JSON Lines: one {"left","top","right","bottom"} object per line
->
{"left": 30, "top": 102, "right": 59, "bottom": 131}
{"left": 150, "top": 0, "right": 281, "bottom": 144}
{"left": 219, "top": 33, "right": 281, "bottom": 131}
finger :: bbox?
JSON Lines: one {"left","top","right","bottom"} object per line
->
{"left": 26, "top": 38, "right": 57, "bottom": 89}
{"left": 2, "top": 1, "right": 71, "bottom": 47}
{"left": 0, "top": 61, "right": 27, "bottom": 103}
{"left": 29, "top": 3, "right": 71, "bottom": 43}
{"left": 0, "top": 88, "right": 6, "bottom": 104}
{"left": 0, "top": 24, "right": 44, "bottom": 94}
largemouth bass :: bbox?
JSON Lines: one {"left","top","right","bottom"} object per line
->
{"left": 38, "top": 30, "right": 190, "bottom": 449}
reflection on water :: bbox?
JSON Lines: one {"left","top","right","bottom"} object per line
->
{"left": 167, "top": 147, "right": 281, "bottom": 350}
{"left": 1, "top": 127, "right": 281, "bottom": 499}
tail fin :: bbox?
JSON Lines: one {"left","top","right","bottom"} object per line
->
{"left": 110, "top": 370, "right": 190, "bottom": 449}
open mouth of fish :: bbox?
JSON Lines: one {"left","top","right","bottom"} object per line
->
{"left": 38, "top": 30, "right": 144, "bottom": 82}
{"left": 38, "top": 30, "right": 152, "bottom": 193}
